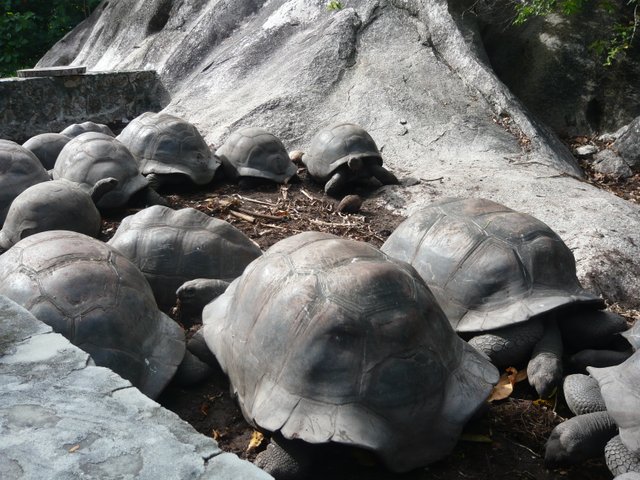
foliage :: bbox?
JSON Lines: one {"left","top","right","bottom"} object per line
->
{"left": 513, "top": 0, "right": 639, "bottom": 65}
{"left": 326, "top": 1, "right": 345, "bottom": 11}
{"left": 0, "top": 0, "right": 101, "bottom": 77}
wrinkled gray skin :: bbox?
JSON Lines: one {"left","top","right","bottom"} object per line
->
{"left": 0, "top": 231, "right": 188, "bottom": 399}
{"left": 176, "top": 278, "right": 231, "bottom": 327}
{"left": 0, "top": 178, "right": 117, "bottom": 252}
{"left": 381, "top": 197, "right": 623, "bottom": 398}
{"left": 202, "top": 231, "right": 499, "bottom": 478}
{"left": 117, "top": 111, "right": 220, "bottom": 188}
{"left": 303, "top": 123, "right": 399, "bottom": 198}
{"left": 53, "top": 132, "right": 163, "bottom": 209}
{"left": 216, "top": 127, "right": 297, "bottom": 186}
{"left": 545, "top": 350, "right": 640, "bottom": 477}
{"left": 60, "top": 121, "right": 115, "bottom": 138}
{"left": 22, "top": 132, "right": 71, "bottom": 170}
{"left": 108, "top": 206, "right": 261, "bottom": 312}
{"left": 0, "top": 140, "right": 50, "bottom": 226}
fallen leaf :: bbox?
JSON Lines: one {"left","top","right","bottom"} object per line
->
{"left": 460, "top": 433, "right": 493, "bottom": 443}
{"left": 199, "top": 402, "right": 209, "bottom": 416}
{"left": 68, "top": 444, "right": 80, "bottom": 453}
{"left": 246, "top": 430, "right": 264, "bottom": 452}
{"left": 212, "top": 429, "right": 222, "bottom": 441}
{"left": 487, "top": 367, "right": 526, "bottom": 402}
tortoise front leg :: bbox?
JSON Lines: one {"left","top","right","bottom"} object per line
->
{"left": 527, "top": 318, "right": 563, "bottom": 398}
{"left": 324, "top": 170, "right": 350, "bottom": 198}
{"left": 370, "top": 164, "right": 399, "bottom": 185}
{"left": 254, "top": 434, "right": 313, "bottom": 480}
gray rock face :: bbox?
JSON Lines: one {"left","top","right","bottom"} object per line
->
{"left": 37, "top": 0, "right": 640, "bottom": 308}
{"left": 476, "top": 0, "right": 640, "bottom": 136}
{"left": 0, "top": 295, "right": 271, "bottom": 480}
{"left": 613, "top": 116, "right": 640, "bottom": 171}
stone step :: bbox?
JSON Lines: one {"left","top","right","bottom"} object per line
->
{"left": 17, "top": 66, "right": 87, "bottom": 78}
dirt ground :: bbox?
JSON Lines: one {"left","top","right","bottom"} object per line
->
{"left": 101, "top": 150, "right": 639, "bottom": 479}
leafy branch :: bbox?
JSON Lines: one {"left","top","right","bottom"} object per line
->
{"left": 512, "top": 0, "right": 639, "bottom": 65}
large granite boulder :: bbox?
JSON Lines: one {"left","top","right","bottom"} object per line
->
{"left": 476, "top": 0, "right": 640, "bottom": 137}
{"left": 37, "top": 0, "right": 640, "bottom": 308}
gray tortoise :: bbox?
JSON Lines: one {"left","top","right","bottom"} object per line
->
{"left": 381, "top": 197, "right": 625, "bottom": 397}
{"left": 546, "top": 348, "right": 640, "bottom": 478}
{"left": 0, "top": 140, "right": 50, "bottom": 226}
{"left": 0, "top": 231, "right": 199, "bottom": 399}
{"left": 53, "top": 132, "right": 163, "bottom": 209}
{"left": 0, "top": 178, "right": 117, "bottom": 252}
{"left": 216, "top": 127, "right": 297, "bottom": 188}
{"left": 202, "top": 231, "right": 499, "bottom": 478}
{"left": 108, "top": 205, "right": 262, "bottom": 314}
{"left": 60, "top": 121, "right": 115, "bottom": 138}
{"left": 303, "top": 123, "right": 399, "bottom": 197}
{"left": 22, "top": 132, "right": 71, "bottom": 170}
{"left": 117, "top": 112, "right": 220, "bottom": 189}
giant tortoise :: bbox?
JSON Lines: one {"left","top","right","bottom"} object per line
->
{"left": 381, "top": 197, "right": 626, "bottom": 397}
{"left": 60, "top": 121, "right": 115, "bottom": 138}
{"left": 0, "top": 178, "right": 116, "bottom": 252}
{"left": 546, "top": 348, "right": 640, "bottom": 478}
{"left": 201, "top": 231, "right": 498, "bottom": 478}
{"left": 22, "top": 132, "right": 71, "bottom": 170}
{"left": 0, "top": 230, "right": 208, "bottom": 399}
{"left": 117, "top": 112, "right": 220, "bottom": 188}
{"left": 108, "top": 205, "right": 262, "bottom": 313}
{"left": 216, "top": 127, "right": 297, "bottom": 188}
{"left": 303, "top": 123, "right": 399, "bottom": 197}
{"left": 0, "top": 140, "right": 50, "bottom": 226}
{"left": 53, "top": 132, "right": 163, "bottom": 209}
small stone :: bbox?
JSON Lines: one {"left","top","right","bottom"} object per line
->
{"left": 574, "top": 145, "right": 597, "bottom": 156}
{"left": 592, "top": 150, "right": 633, "bottom": 178}
{"left": 337, "top": 194, "right": 363, "bottom": 214}
{"left": 289, "top": 150, "right": 304, "bottom": 163}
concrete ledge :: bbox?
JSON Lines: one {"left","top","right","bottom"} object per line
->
{"left": 0, "top": 70, "right": 170, "bottom": 143}
{"left": 0, "top": 295, "right": 271, "bottom": 480}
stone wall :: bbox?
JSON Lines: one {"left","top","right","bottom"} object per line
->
{"left": 0, "top": 70, "right": 169, "bottom": 143}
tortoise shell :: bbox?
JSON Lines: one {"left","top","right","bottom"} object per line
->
{"left": 60, "top": 121, "right": 115, "bottom": 138}
{"left": 303, "top": 123, "right": 383, "bottom": 182}
{"left": 53, "top": 132, "right": 148, "bottom": 209}
{"left": 0, "top": 180, "right": 101, "bottom": 251}
{"left": 381, "top": 197, "right": 603, "bottom": 333}
{"left": 215, "top": 127, "right": 296, "bottom": 183}
{"left": 22, "top": 133, "right": 71, "bottom": 170}
{"left": 0, "top": 230, "right": 185, "bottom": 399}
{"left": 202, "top": 231, "right": 498, "bottom": 472}
{"left": 117, "top": 112, "right": 220, "bottom": 185}
{"left": 108, "top": 205, "right": 262, "bottom": 311}
{"left": 0, "top": 140, "right": 50, "bottom": 226}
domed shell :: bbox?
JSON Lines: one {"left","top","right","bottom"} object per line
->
{"left": 381, "top": 197, "right": 603, "bottom": 333}
{"left": 0, "top": 140, "right": 50, "bottom": 226}
{"left": 215, "top": 127, "right": 296, "bottom": 183}
{"left": 589, "top": 350, "right": 640, "bottom": 457}
{"left": 60, "top": 121, "right": 115, "bottom": 138}
{"left": 53, "top": 132, "right": 148, "bottom": 209}
{"left": 22, "top": 133, "right": 71, "bottom": 170}
{"left": 0, "top": 179, "right": 102, "bottom": 251}
{"left": 0, "top": 231, "right": 185, "bottom": 399}
{"left": 108, "top": 205, "right": 262, "bottom": 311}
{"left": 203, "top": 232, "right": 498, "bottom": 472}
{"left": 304, "top": 123, "right": 383, "bottom": 181}
{"left": 117, "top": 112, "right": 220, "bottom": 185}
